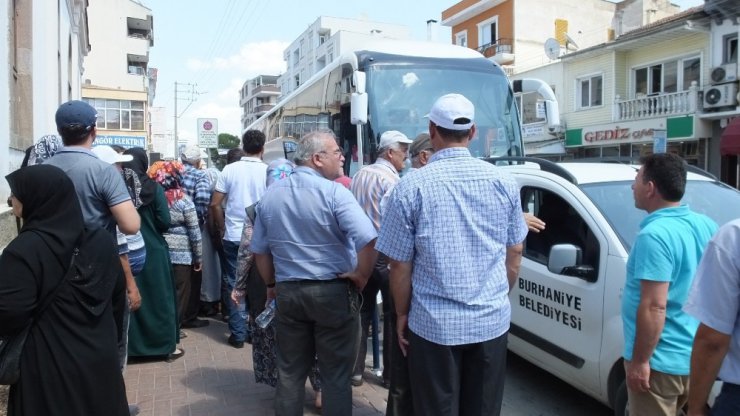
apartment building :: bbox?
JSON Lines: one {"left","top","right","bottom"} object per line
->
{"left": 240, "top": 75, "right": 280, "bottom": 131}
{"left": 279, "top": 16, "right": 410, "bottom": 98}
{"left": 0, "top": 0, "right": 90, "bottom": 200}
{"left": 82, "top": 0, "right": 155, "bottom": 150}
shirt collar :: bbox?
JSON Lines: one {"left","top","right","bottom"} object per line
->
{"left": 294, "top": 166, "right": 325, "bottom": 178}
{"left": 374, "top": 157, "right": 398, "bottom": 174}
{"left": 428, "top": 147, "right": 471, "bottom": 163}
{"left": 240, "top": 156, "right": 264, "bottom": 163}
{"left": 56, "top": 146, "right": 97, "bottom": 157}
{"left": 640, "top": 204, "right": 690, "bottom": 228}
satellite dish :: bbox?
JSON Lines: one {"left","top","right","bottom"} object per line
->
{"left": 544, "top": 38, "right": 561, "bottom": 60}
{"left": 565, "top": 33, "right": 580, "bottom": 50}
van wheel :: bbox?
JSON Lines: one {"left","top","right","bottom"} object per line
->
{"left": 614, "top": 381, "right": 628, "bottom": 416}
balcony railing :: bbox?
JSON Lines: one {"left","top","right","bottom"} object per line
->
{"left": 476, "top": 38, "right": 513, "bottom": 59}
{"left": 614, "top": 82, "right": 699, "bottom": 121}
{"left": 252, "top": 85, "right": 280, "bottom": 96}
{"left": 254, "top": 104, "right": 275, "bottom": 114}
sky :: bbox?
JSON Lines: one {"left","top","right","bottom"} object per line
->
{"left": 142, "top": 0, "right": 704, "bottom": 145}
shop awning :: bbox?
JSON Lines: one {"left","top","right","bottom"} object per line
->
{"left": 721, "top": 117, "right": 740, "bottom": 156}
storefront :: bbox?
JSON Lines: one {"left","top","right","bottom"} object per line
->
{"left": 564, "top": 116, "right": 711, "bottom": 169}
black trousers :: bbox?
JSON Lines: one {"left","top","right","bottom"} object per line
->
{"left": 353, "top": 256, "right": 391, "bottom": 378}
{"left": 407, "top": 330, "right": 508, "bottom": 416}
{"left": 172, "top": 264, "right": 192, "bottom": 327}
{"left": 386, "top": 296, "right": 414, "bottom": 416}
{"left": 274, "top": 280, "right": 359, "bottom": 416}
{"left": 183, "top": 267, "right": 202, "bottom": 323}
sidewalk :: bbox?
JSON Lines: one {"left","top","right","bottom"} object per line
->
{"left": 123, "top": 317, "right": 388, "bottom": 415}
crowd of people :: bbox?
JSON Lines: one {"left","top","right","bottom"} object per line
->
{"left": 0, "top": 94, "right": 737, "bottom": 416}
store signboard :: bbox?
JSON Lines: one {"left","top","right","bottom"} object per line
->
{"left": 581, "top": 119, "right": 667, "bottom": 146}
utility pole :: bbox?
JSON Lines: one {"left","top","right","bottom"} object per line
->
{"left": 173, "top": 82, "right": 200, "bottom": 158}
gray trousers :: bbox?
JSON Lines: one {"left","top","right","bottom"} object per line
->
{"left": 274, "top": 279, "right": 359, "bottom": 416}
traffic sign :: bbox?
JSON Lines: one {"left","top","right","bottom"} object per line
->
{"left": 197, "top": 118, "right": 218, "bottom": 148}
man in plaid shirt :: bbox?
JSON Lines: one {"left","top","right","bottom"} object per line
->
{"left": 180, "top": 145, "right": 212, "bottom": 329}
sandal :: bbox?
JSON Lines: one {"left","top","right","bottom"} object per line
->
{"left": 165, "top": 347, "right": 185, "bottom": 363}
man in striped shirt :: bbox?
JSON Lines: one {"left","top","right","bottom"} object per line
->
{"left": 349, "top": 130, "right": 413, "bottom": 387}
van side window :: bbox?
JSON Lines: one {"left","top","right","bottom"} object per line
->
{"left": 521, "top": 187, "right": 600, "bottom": 277}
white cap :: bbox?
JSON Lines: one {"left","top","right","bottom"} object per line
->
{"left": 425, "top": 93, "right": 475, "bottom": 130}
{"left": 181, "top": 144, "right": 202, "bottom": 162}
{"left": 378, "top": 130, "right": 413, "bottom": 150}
{"left": 92, "top": 145, "right": 133, "bottom": 164}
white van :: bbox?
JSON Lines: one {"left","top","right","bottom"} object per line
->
{"left": 497, "top": 158, "right": 739, "bottom": 416}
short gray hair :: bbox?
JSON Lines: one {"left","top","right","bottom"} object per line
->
{"left": 378, "top": 141, "right": 406, "bottom": 157}
{"left": 293, "top": 129, "right": 337, "bottom": 165}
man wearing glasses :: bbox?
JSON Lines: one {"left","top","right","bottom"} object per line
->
{"left": 251, "top": 130, "right": 377, "bottom": 415}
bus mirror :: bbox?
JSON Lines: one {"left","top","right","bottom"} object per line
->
{"left": 353, "top": 71, "right": 366, "bottom": 94}
{"left": 351, "top": 93, "right": 368, "bottom": 125}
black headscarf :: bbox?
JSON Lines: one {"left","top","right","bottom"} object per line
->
{"left": 6, "top": 165, "right": 84, "bottom": 267}
{"left": 122, "top": 147, "right": 156, "bottom": 207}
{"left": 6, "top": 165, "right": 122, "bottom": 317}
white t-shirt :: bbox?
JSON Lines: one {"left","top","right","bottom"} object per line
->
{"left": 215, "top": 156, "right": 267, "bottom": 242}
{"left": 684, "top": 218, "right": 740, "bottom": 384}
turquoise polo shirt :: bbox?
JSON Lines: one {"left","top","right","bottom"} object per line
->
{"left": 622, "top": 204, "right": 717, "bottom": 375}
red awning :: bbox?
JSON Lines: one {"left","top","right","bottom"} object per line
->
{"left": 721, "top": 117, "right": 740, "bottom": 156}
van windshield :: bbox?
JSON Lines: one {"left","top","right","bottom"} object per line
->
{"left": 582, "top": 180, "right": 740, "bottom": 251}
{"left": 366, "top": 64, "right": 522, "bottom": 158}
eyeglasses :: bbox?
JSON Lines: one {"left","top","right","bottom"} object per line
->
{"left": 318, "top": 149, "right": 343, "bottom": 157}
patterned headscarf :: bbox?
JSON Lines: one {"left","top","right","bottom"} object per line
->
{"left": 266, "top": 158, "right": 295, "bottom": 187}
{"left": 23, "top": 134, "right": 63, "bottom": 167}
{"left": 147, "top": 160, "right": 186, "bottom": 207}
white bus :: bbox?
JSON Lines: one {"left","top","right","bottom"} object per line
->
{"left": 248, "top": 40, "right": 560, "bottom": 174}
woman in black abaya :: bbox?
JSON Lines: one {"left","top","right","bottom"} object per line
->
{"left": 0, "top": 164, "right": 128, "bottom": 416}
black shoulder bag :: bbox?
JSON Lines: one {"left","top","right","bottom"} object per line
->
{"left": 0, "top": 245, "right": 79, "bottom": 385}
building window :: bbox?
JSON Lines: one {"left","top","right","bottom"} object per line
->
{"left": 294, "top": 74, "right": 300, "bottom": 89}
{"left": 724, "top": 34, "right": 738, "bottom": 64}
{"left": 477, "top": 16, "right": 498, "bottom": 48}
{"left": 85, "top": 98, "right": 145, "bottom": 131}
{"left": 633, "top": 56, "right": 700, "bottom": 96}
{"left": 577, "top": 74, "right": 603, "bottom": 109}
{"left": 455, "top": 31, "right": 467, "bottom": 47}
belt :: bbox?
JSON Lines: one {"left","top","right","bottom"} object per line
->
{"left": 279, "top": 278, "right": 346, "bottom": 285}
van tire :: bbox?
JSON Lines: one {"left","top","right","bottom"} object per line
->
{"left": 614, "top": 381, "right": 628, "bottom": 416}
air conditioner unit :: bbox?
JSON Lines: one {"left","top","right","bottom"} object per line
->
{"left": 703, "top": 82, "right": 739, "bottom": 109}
{"left": 710, "top": 63, "right": 738, "bottom": 84}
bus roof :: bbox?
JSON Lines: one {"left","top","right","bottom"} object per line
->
{"left": 245, "top": 40, "right": 491, "bottom": 134}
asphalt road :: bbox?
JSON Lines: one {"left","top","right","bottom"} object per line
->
{"left": 503, "top": 352, "right": 612, "bottom": 416}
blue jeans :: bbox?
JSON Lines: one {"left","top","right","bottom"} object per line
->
{"left": 222, "top": 240, "right": 247, "bottom": 342}
{"left": 712, "top": 383, "right": 740, "bottom": 415}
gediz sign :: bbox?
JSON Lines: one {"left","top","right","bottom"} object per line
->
{"left": 581, "top": 119, "right": 666, "bottom": 145}
{"left": 197, "top": 118, "right": 218, "bottom": 148}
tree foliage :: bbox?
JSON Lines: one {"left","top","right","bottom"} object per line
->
{"left": 208, "top": 133, "right": 240, "bottom": 170}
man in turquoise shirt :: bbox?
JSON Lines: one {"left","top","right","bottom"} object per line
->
{"left": 622, "top": 153, "right": 717, "bottom": 416}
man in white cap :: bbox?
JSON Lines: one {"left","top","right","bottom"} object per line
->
{"left": 349, "top": 130, "right": 413, "bottom": 387}
{"left": 377, "top": 94, "right": 528, "bottom": 416}
{"left": 179, "top": 145, "right": 212, "bottom": 329}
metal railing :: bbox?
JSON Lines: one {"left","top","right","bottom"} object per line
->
{"left": 613, "top": 81, "right": 699, "bottom": 121}
{"left": 476, "top": 38, "right": 513, "bottom": 58}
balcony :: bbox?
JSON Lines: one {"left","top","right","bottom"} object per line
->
{"left": 254, "top": 104, "right": 275, "bottom": 114}
{"left": 614, "top": 82, "right": 700, "bottom": 121}
{"left": 477, "top": 38, "right": 514, "bottom": 65}
{"left": 252, "top": 84, "right": 280, "bottom": 97}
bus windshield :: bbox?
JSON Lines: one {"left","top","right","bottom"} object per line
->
{"left": 366, "top": 63, "right": 522, "bottom": 157}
